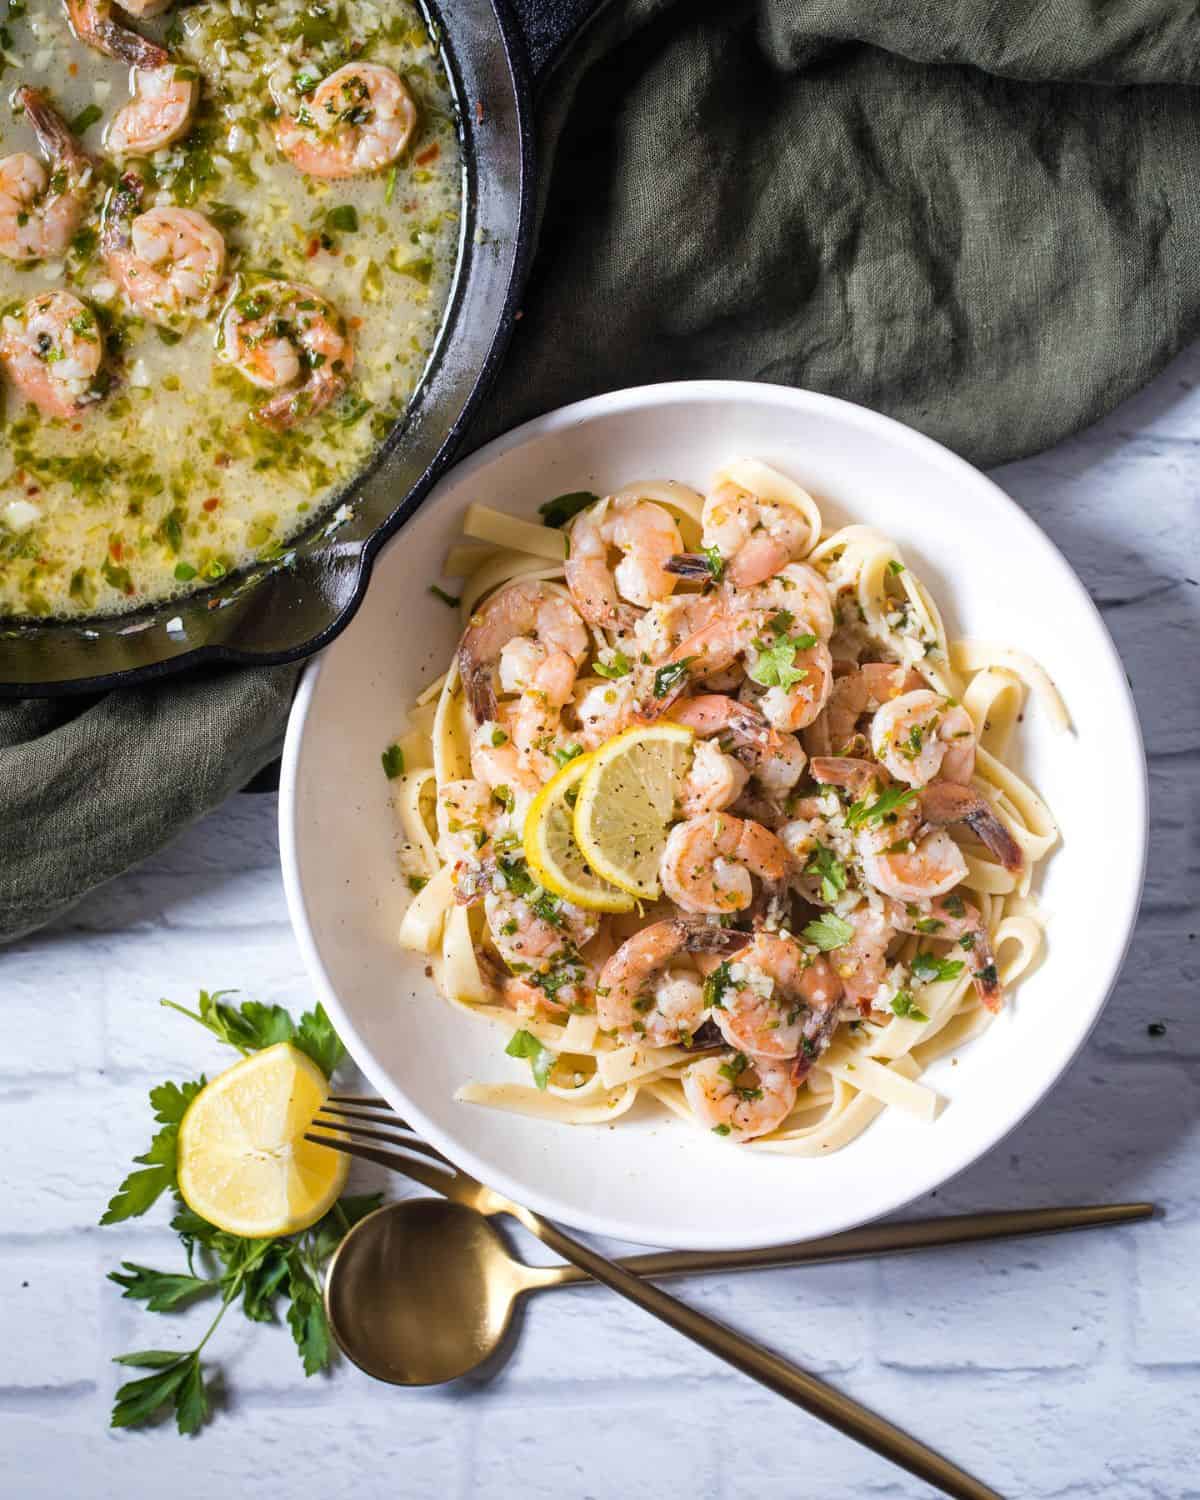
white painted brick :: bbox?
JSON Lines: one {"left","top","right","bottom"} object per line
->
{"left": 0, "top": 1084, "right": 127, "bottom": 1234}
{"left": 473, "top": 1398, "right": 718, "bottom": 1500}
{"left": 876, "top": 1232, "right": 1114, "bottom": 1371}
{"left": 1132, "top": 1214, "right": 1200, "bottom": 1367}
{"left": 0, "top": 1247, "right": 101, "bottom": 1389}
{"left": 0, "top": 939, "right": 105, "bottom": 1076}
{"left": 1090, "top": 913, "right": 1199, "bottom": 1055}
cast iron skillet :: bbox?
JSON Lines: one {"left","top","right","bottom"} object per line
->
{"left": 0, "top": 0, "right": 598, "bottom": 697}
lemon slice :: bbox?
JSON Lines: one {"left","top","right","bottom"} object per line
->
{"left": 573, "top": 722, "right": 694, "bottom": 899}
{"left": 176, "top": 1043, "right": 348, "bottom": 1237}
{"left": 524, "top": 752, "right": 636, "bottom": 913}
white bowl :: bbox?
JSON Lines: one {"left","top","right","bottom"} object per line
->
{"left": 279, "top": 381, "right": 1146, "bottom": 1250}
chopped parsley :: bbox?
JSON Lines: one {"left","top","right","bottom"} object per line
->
{"left": 845, "top": 784, "right": 917, "bottom": 829}
{"left": 553, "top": 743, "right": 584, "bottom": 769}
{"left": 890, "top": 990, "right": 929, "bottom": 1023}
{"left": 801, "top": 913, "right": 855, "bottom": 951}
{"left": 712, "top": 1124, "right": 732, "bottom": 1136}
{"left": 429, "top": 584, "right": 460, "bottom": 608}
{"left": 505, "top": 1029, "right": 555, "bottom": 1090}
{"left": 747, "top": 630, "right": 817, "bottom": 692}
{"left": 702, "top": 961, "right": 734, "bottom": 1011}
{"left": 70, "top": 103, "right": 102, "bottom": 134}
{"left": 380, "top": 743, "right": 405, "bottom": 779}
{"left": 804, "top": 844, "right": 847, "bottom": 904}
{"left": 703, "top": 545, "right": 725, "bottom": 581}
{"left": 653, "top": 659, "right": 694, "bottom": 698}
{"left": 887, "top": 559, "right": 906, "bottom": 575}
{"left": 538, "top": 491, "right": 598, "bottom": 529}
{"left": 911, "top": 952, "right": 966, "bottom": 984}
{"left": 942, "top": 892, "right": 966, "bottom": 918}
{"left": 594, "top": 650, "right": 632, "bottom": 680}
{"left": 325, "top": 204, "right": 359, "bottom": 234}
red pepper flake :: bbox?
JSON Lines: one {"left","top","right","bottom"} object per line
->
{"left": 214, "top": 452, "right": 231, "bottom": 468}
{"left": 203, "top": 497, "right": 220, "bottom": 512}
{"left": 306, "top": 237, "right": 321, "bottom": 258}
{"left": 108, "top": 537, "right": 123, "bottom": 561}
{"left": 25, "top": 484, "right": 40, "bottom": 497}
{"left": 68, "top": 63, "right": 78, "bottom": 77}
{"left": 349, "top": 315, "right": 363, "bottom": 330}
{"left": 475, "top": 100, "right": 484, "bottom": 124}
{"left": 414, "top": 143, "right": 440, "bottom": 166}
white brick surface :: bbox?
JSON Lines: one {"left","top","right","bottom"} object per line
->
{"left": 3, "top": 345, "right": 1200, "bottom": 1497}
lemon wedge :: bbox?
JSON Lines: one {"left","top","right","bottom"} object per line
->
{"left": 573, "top": 722, "right": 694, "bottom": 899}
{"left": 176, "top": 1043, "right": 348, "bottom": 1238}
{"left": 524, "top": 751, "right": 636, "bottom": 913}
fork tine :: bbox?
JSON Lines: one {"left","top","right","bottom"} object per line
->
{"left": 312, "top": 1111, "right": 457, "bottom": 1170}
{"left": 305, "top": 1131, "right": 461, "bottom": 1200}
{"left": 321, "top": 1101, "right": 412, "bottom": 1126}
{"left": 327, "top": 1094, "right": 391, "bottom": 1108}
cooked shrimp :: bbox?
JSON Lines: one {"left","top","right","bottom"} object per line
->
{"left": 660, "top": 811, "right": 791, "bottom": 917}
{"left": 682, "top": 1052, "right": 797, "bottom": 1143}
{"left": 276, "top": 63, "right": 418, "bottom": 179}
{"left": 438, "top": 779, "right": 495, "bottom": 868}
{"left": 670, "top": 692, "right": 808, "bottom": 796}
{"left": 101, "top": 174, "right": 226, "bottom": 326}
{"left": 665, "top": 479, "right": 813, "bottom": 589}
{"left": 483, "top": 882, "right": 600, "bottom": 977}
{"left": 458, "top": 580, "right": 588, "bottom": 724}
{"left": 0, "top": 291, "right": 106, "bottom": 418}
{"left": 872, "top": 689, "right": 976, "bottom": 786}
{"left": 812, "top": 661, "right": 925, "bottom": 756}
{"left": 219, "top": 278, "right": 353, "bottom": 428}
{"left": 747, "top": 633, "right": 834, "bottom": 733}
{"left": 736, "top": 562, "right": 835, "bottom": 643}
{"left": 564, "top": 496, "right": 683, "bottom": 630}
{"left": 574, "top": 674, "right": 638, "bottom": 749}
{"left": 712, "top": 931, "right": 842, "bottom": 1062}
{"left": 831, "top": 904, "right": 897, "bottom": 1013}
{"left": 889, "top": 893, "right": 1003, "bottom": 1010}
{"left": 0, "top": 88, "right": 92, "bottom": 263}
{"left": 862, "top": 829, "right": 967, "bottom": 904}
{"left": 108, "top": 65, "right": 198, "bottom": 156}
{"left": 680, "top": 738, "right": 749, "bottom": 816}
{"left": 67, "top": 3, "right": 198, "bottom": 154}
{"left": 597, "top": 917, "right": 747, "bottom": 1044}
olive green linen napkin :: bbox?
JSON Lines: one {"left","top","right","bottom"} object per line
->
{"left": 4, "top": 0, "right": 1198, "bottom": 940}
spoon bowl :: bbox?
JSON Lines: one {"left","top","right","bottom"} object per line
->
{"left": 325, "top": 1198, "right": 527, "bottom": 1385}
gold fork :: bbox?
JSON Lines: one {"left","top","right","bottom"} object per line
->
{"left": 308, "top": 1097, "right": 1008, "bottom": 1500}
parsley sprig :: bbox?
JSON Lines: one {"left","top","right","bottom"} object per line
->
{"left": 804, "top": 843, "right": 847, "bottom": 904}
{"left": 103, "top": 994, "right": 378, "bottom": 1436}
{"left": 801, "top": 912, "right": 855, "bottom": 951}
{"left": 845, "top": 784, "right": 917, "bottom": 829}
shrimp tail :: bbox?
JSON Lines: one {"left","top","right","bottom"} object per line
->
{"left": 809, "top": 756, "right": 888, "bottom": 794}
{"left": 67, "top": 0, "right": 170, "bottom": 66}
{"left": 920, "top": 782, "right": 1023, "bottom": 873}
{"left": 674, "top": 919, "right": 750, "bottom": 957}
{"left": 100, "top": 171, "right": 142, "bottom": 259}
{"left": 663, "top": 552, "right": 717, "bottom": 581}
{"left": 457, "top": 645, "right": 498, "bottom": 724}
{"left": 255, "top": 373, "right": 343, "bottom": 429}
{"left": 15, "top": 87, "right": 88, "bottom": 169}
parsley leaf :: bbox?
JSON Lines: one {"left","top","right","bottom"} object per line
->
{"left": 890, "top": 990, "right": 930, "bottom": 1023}
{"left": 292, "top": 1003, "right": 345, "bottom": 1078}
{"left": 553, "top": 742, "right": 584, "bottom": 769}
{"left": 653, "top": 658, "right": 694, "bottom": 699}
{"left": 286, "top": 1258, "right": 332, "bottom": 1376}
{"left": 429, "top": 584, "right": 460, "bottom": 608}
{"left": 702, "top": 960, "right": 734, "bottom": 1010}
{"left": 381, "top": 743, "right": 405, "bottom": 778}
{"left": 801, "top": 913, "right": 855, "bottom": 951}
{"left": 505, "top": 1028, "right": 556, "bottom": 1090}
{"left": 703, "top": 545, "right": 725, "bottom": 581}
{"left": 158, "top": 992, "right": 342, "bottom": 1079}
{"left": 747, "top": 635, "right": 809, "bottom": 691}
{"left": 911, "top": 952, "right": 966, "bottom": 984}
{"left": 100, "top": 1078, "right": 205, "bottom": 1224}
{"left": 804, "top": 843, "right": 847, "bottom": 904}
{"left": 109, "top": 1262, "right": 216, "bottom": 1312}
{"left": 593, "top": 649, "right": 631, "bottom": 679}
{"left": 845, "top": 784, "right": 917, "bottom": 829}
{"left": 887, "top": 559, "right": 905, "bottom": 575}
{"left": 538, "top": 491, "right": 598, "bottom": 528}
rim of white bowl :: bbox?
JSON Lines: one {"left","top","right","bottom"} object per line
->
{"left": 280, "top": 379, "right": 1148, "bottom": 1249}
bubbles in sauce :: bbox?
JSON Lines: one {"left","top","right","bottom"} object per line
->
{"left": 0, "top": 0, "right": 461, "bottom": 617}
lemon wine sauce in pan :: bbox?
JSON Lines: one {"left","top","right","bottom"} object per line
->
{"left": 0, "top": 0, "right": 461, "bottom": 618}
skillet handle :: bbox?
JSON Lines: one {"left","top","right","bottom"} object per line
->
{"left": 506, "top": 0, "right": 606, "bottom": 80}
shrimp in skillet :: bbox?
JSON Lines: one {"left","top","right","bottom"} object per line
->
{"left": 597, "top": 918, "right": 747, "bottom": 1045}
{"left": 682, "top": 1052, "right": 797, "bottom": 1143}
{"left": 102, "top": 173, "right": 226, "bottom": 326}
{"left": 565, "top": 495, "right": 683, "bottom": 630}
{"left": 219, "top": 278, "right": 353, "bottom": 427}
{"left": 66, "top": 0, "right": 198, "bottom": 155}
{"left": 0, "top": 291, "right": 107, "bottom": 418}
{"left": 276, "top": 63, "right": 418, "bottom": 179}
{"left": 659, "top": 811, "right": 791, "bottom": 918}
{"left": 0, "top": 88, "right": 93, "bottom": 263}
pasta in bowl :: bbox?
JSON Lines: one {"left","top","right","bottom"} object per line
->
{"left": 388, "top": 461, "right": 1063, "bottom": 1153}
{"left": 280, "top": 381, "right": 1145, "bottom": 1249}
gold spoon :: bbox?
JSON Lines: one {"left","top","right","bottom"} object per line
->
{"left": 325, "top": 1196, "right": 1153, "bottom": 1388}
